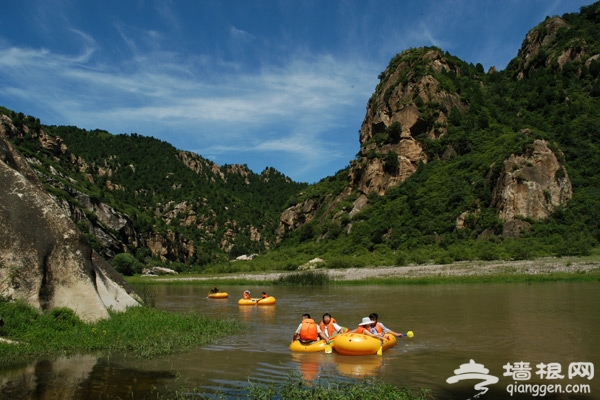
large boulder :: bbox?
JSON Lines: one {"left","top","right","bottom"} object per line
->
{"left": 0, "top": 126, "right": 140, "bottom": 322}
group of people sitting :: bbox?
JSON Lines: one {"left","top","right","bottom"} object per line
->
{"left": 209, "top": 287, "right": 270, "bottom": 300}
{"left": 292, "top": 312, "right": 403, "bottom": 345}
{"left": 242, "top": 290, "right": 269, "bottom": 299}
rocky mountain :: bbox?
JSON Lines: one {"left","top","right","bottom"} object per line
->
{"left": 276, "top": 2, "right": 599, "bottom": 257}
{"left": 0, "top": 111, "right": 306, "bottom": 272}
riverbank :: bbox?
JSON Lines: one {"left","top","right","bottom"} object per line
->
{"left": 129, "top": 255, "right": 600, "bottom": 285}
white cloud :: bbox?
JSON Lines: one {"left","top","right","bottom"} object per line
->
{"left": 0, "top": 35, "right": 374, "bottom": 182}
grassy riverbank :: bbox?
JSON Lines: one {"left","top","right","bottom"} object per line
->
{"left": 124, "top": 256, "right": 600, "bottom": 286}
{"left": 0, "top": 300, "right": 243, "bottom": 365}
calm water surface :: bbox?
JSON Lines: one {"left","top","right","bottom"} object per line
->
{"left": 0, "top": 282, "right": 598, "bottom": 399}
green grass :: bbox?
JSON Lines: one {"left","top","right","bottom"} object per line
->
{"left": 155, "top": 372, "right": 432, "bottom": 399}
{"left": 124, "top": 260, "right": 600, "bottom": 287}
{"left": 0, "top": 301, "right": 244, "bottom": 365}
{"left": 124, "top": 254, "right": 600, "bottom": 286}
{"left": 247, "top": 373, "right": 431, "bottom": 400}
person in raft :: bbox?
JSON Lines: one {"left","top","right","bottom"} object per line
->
{"left": 293, "top": 313, "right": 329, "bottom": 344}
{"left": 242, "top": 290, "right": 251, "bottom": 300}
{"left": 350, "top": 317, "right": 385, "bottom": 341}
{"left": 320, "top": 313, "right": 344, "bottom": 341}
{"left": 261, "top": 291, "right": 269, "bottom": 299}
{"left": 369, "top": 312, "right": 404, "bottom": 338}
{"left": 209, "top": 286, "right": 219, "bottom": 294}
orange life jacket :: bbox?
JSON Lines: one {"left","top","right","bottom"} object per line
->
{"left": 356, "top": 325, "right": 369, "bottom": 334}
{"left": 320, "top": 318, "right": 338, "bottom": 336}
{"left": 357, "top": 323, "right": 382, "bottom": 335}
{"left": 372, "top": 322, "right": 384, "bottom": 334}
{"left": 299, "top": 318, "right": 319, "bottom": 341}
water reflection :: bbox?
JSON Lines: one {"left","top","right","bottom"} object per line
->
{"left": 238, "top": 304, "right": 276, "bottom": 324}
{"left": 0, "top": 355, "right": 175, "bottom": 399}
{"left": 289, "top": 352, "right": 384, "bottom": 382}
{"left": 291, "top": 353, "right": 321, "bottom": 382}
{"left": 335, "top": 355, "right": 382, "bottom": 378}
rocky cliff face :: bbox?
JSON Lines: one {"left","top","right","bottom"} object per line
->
{"left": 277, "top": 33, "right": 576, "bottom": 240}
{"left": 491, "top": 138, "right": 572, "bottom": 222}
{"left": 350, "top": 48, "right": 468, "bottom": 197}
{"left": 277, "top": 48, "right": 469, "bottom": 239}
{"left": 1, "top": 118, "right": 140, "bottom": 322}
{"left": 511, "top": 15, "right": 597, "bottom": 79}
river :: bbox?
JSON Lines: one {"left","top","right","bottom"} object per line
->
{"left": 0, "top": 282, "right": 598, "bottom": 399}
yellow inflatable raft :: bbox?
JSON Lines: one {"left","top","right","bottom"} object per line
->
{"left": 207, "top": 292, "right": 228, "bottom": 299}
{"left": 289, "top": 339, "right": 331, "bottom": 353}
{"left": 332, "top": 332, "right": 397, "bottom": 356}
{"left": 238, "top": 296, "right": 276, "bottom": 306}
{"left": 289, "top": 327, "right": 348, "bottom": 353}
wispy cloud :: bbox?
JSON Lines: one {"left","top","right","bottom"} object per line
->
{"left": 0, "top": 30, "right": 376, "bottom": 181}
{"left": 229, "top": 26, "right": 255, "bottom": 42}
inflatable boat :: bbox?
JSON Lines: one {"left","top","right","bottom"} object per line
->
{"left": 238, "top": 296, "right": 276, "bottom": 306}
{"left": 207, "top": 292, "right": 228, "bottom": 299}
{"left": 289, "top": 339, "right": 332, "bottom": 353}
{"left": 289, "top": 327, "right": 347, "bottom": 353}
{"left": 332, "top": 332, "right": 397, "bottom": 356}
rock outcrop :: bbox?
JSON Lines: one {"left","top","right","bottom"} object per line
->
{"left": 491, "top": 139, "right": 572, "bottom": 222}
{"left": 512, "top": 13, "right": 600, "bottom": 80}
{"left": 276, "top": 48, "right": 474, "bottom": 239}
{"left": 0, "top": 124, "right": 140, "bottom": 322}
{"left": 350, "top": 48, "right": 467, "bottom": 198}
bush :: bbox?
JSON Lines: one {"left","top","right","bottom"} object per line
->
{"left": 273, "top": 271, "right": 330, "bottom": 286}
{"left": 111, "top": 253, "right": 141, "bottom": 276}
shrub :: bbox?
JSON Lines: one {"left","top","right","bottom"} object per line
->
{"left": 111, "top": 253, "right": 140, "bottom": 276}
{"left": 272, "top": 271, "right": 330, "bottom": 286}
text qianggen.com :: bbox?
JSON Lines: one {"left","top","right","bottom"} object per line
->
{"left": 506, "top": 382, "right": 591, "bottom": 397}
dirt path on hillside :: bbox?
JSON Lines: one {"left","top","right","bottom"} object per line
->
{"left": 148, "top": 257, "right": 600, "bottom": 283}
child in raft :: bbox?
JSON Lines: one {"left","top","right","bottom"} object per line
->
{"left": 320, "top": 313, "right": 344, "bottom": 341}
{"left": 293, "top": 314, "right": 329, "bottom": 344}
{"left": 369, "top": 312, "right": 404, "bottom": 338}
{"left": 350, "top": 317, "right": 385, "bottom": 341}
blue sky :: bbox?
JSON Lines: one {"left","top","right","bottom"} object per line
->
{"left": 0, "top": 1, "right": 594, "bottom": 183}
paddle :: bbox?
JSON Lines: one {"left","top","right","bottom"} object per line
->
{"left": 377, "top": 340, "right": 383, "bottom": 356}
{"left": 324, "top": 342, "right": 332, "bottom": 354}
